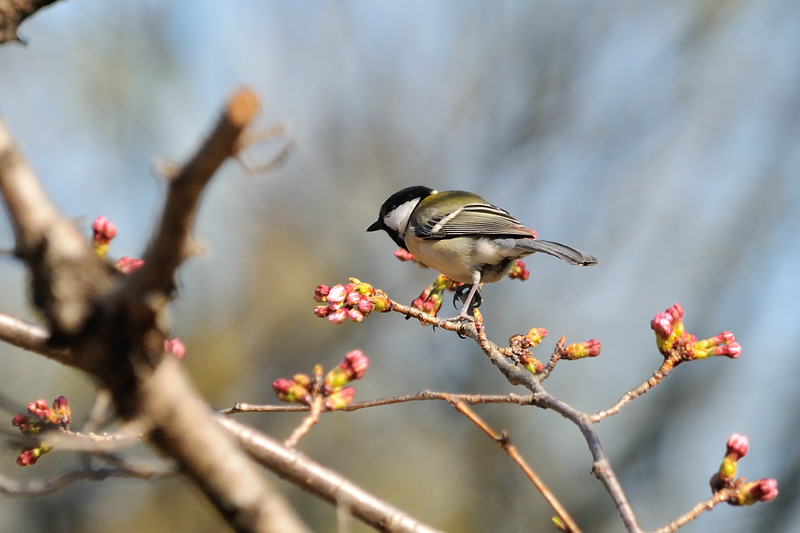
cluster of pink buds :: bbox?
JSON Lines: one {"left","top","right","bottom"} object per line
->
{"left": 91, "top": 215, "right": 117, "bottom": 258}
{"left": 11, "top": 396, "right": 71, "bottom": 466}
{"left": 709, "top": 433, "right": 778, "bottom": 505}
{"left": 90, "top": 216, "right": 145, "bottom": 272}
{"left": 410, "top": 274, "right": 457, "bottom": 316}
{"left": 507, "top": 260, "right": 530, "bottom": 281}
{"left": 508, "top": 328, "right": 548, "bottom": 374}
{"left": 272, "top": 350, "right": 370, "bottom": 411}
{"left": 164, "top": 337, "right": 186, "bottom": 359}
{"left": 651, "top": 303, "right": 741, "bottom": 361}
{"left": 562, "top": 338, "right": 602, "bottom": 360}
{"left": 314, "top": 278, "right": 391, "bottom": 324}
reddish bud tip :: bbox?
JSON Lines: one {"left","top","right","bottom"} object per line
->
{"left": 115, "top": 256, "right": 145, "bottom": 273}
{"left": 726, "top": 433, "right": 749, "bottom": 460}
{"left": 164, "top": 338, "right": 187, "bottom": 359}
{"left": 738, "top": 479, "right": 779, "bottom": 505}
{"left": 91, "top": 215, "right": 117, "bottom": 244}
{"left": 313, "top": 284, "right": 330, "bottom": 301}
{"left": 341, "top": 349, "right": 370, "bottom": 380}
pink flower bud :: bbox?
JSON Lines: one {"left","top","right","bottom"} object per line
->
{"left": 52, "top": 396, "right": 71, "bottom": 428}
{"left": 347, "top": 309, "right": 364, "bottom": 322}
{"left": 393, "top": 249, "right": 417, "bottom": 262}
{"left": 328, "top": 308, "right": 347, "bottom": 324}
{"left": 325, "top": 387, "right": 356, "bottom": 410}
{"left": 526, "top": 327, "right": 547, "bottom": 346}
{"left": 16, "top": 449, "right": 40, "bottom": 467}
{"left": 357, "top": 299, "right": 374, "bottom": 315}
{"left": 91, "top": 215, "right": 117, "bottom": 244}
{"left": 313, "top": 284, "right": 330, "bottom": 301}
{"left": 738, "top": 479, "right": 779, "bottom": 505}
{"left": 326, "top": 284, "right": 347, "bottom": 304}
{"left": 726, "top": 433, "right": 749, "bottom": 460}
{"left": 563, "top": 339, "right": 602, "bottom": 360}
{"left": 341, "top": 350, "right": 369, "bottom": 380}
{"left": 346, "top": 291, "right": 362, "bottom": 306}
{"left": 313, "top": 305, "right": 331, "bottom": 318}
{"left": 272, "top": 378, "right": 293, "bottom": 395}
{"left": 164, "top": 338, "right": 187, "bottom": 359}
{"left": 28, "top": 399, "right": 52, "bottom": 421}
{"left": 115, "top": 256, "right": 145, "bottom": 273}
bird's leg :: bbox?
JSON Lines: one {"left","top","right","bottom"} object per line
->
{"left": 453, "top": 284, "right": 482, "bottom": 311}
{"left": 445, "top": 273, "right": 483, "bottom": 322}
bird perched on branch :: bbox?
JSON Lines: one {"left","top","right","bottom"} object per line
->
{"left": 368, "top": 186, "right": 597, "bottom": 320}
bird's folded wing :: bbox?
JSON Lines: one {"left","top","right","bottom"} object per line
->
{"left": 415, "top": 203, "right": 534, "bottom": 239}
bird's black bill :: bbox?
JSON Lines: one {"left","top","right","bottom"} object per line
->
{"left": 367, "top": 220, "right": 382, "bottom": 232}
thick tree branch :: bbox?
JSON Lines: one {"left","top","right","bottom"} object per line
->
{"left": 126, "top": 89, "right": 260, "bottom": 297}
{"left": 0, "top": 0, "right": 61, "bottom": 44}
{"left": 0, "top": 92, "right": 312, "bottom": 532}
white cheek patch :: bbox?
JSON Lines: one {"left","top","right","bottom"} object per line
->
{"left": 383, "top": 198, "right": 421, "bottom": 232}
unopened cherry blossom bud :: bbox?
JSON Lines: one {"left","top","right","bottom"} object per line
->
{"left": 326, "top": 284, "right": 347, "bottom": 304}
{"left": 313, "top": 284, "right": 330, "bottom": 301}
{"left": 52, "top": 396, "right": 71, "bottom": 428}
{"left": 325, "top": 387, "right": 356, "bottom": 410}
{"left": 737, "top": 479, "right": 779, "bottom": 505}
{"left": 164, "top": 338, "right": 186, "bottom": 360}
{"left": 328, "top": 308, "right": 347, "bottom": 324}
{"left": 115, "top": 256, "right": 145, "bottom": 273}
{"left": 393, "top": 249, "right": 417, "bottom": 262}
{"left": 563, "top": 339, "right": 602, "bottom": 360}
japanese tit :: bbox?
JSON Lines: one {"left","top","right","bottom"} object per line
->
{"left": 367, "top": 186, "right": 597, "bottom": 320}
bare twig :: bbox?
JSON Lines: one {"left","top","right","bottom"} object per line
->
{"left": 651, "top": 489, "right": 737, "bottom": 533}
{"left": 445, "top": 396, "right": 582, "bottom": 533}
{"left": 222, "top": 391, "right": 536, "bottom": 415}
{"left": 388, "top": 300, "right": 644, "bottom": 532}
{"left": 0, "top": 463, "right": 168, "bottom": 497}
{"left": 589, "top": 353, "right": 682, "bottom": 422}
{"left": 284, "top": 394, "right": 324, "bottom": 448}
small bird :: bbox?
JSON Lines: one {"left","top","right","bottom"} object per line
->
{"left": 367, "top": 186, "right": 597, "bottom": 320}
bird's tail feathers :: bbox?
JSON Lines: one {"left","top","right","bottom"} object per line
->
{"left": 521, "top": 239, "right": 597, "bottom": 266}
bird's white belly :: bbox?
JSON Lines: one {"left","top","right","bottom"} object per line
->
{"left": 406, "top": 238, "right": 477, "bottom": 284}
{"left": 406, "top": 237, "right": 519, "bottom": 284}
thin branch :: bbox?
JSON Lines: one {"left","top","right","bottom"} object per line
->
{"left": 283, "top": 394, "right": 324, "bottom": 448}
{"left": 446, "top": 396, "right": 582, "bottom": 533}
{"left": 222, "top": 391, "right": 536, "bottom": 415}
{"left": 218, "top": 415, "right": 444, "bottom": 533}
{"left": 0, "top": 311, "right": 55, "bottom": 357}
{"left": 0, "top": 0, "right": 61, "bottom": 44}
{"left": 651, "top": 489, "right": 736, "bottom": 533}
{"left": 589, "top": 353, "right": 681, "bottom": 422}
{"left": 386, "top": 301, "right": 644, "bottom": 532}
{"left": 0, "top": 463, "right": 168, "bottom": 497}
